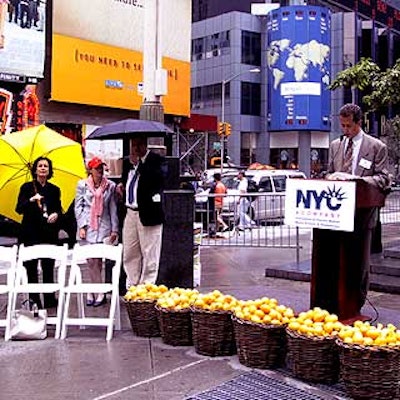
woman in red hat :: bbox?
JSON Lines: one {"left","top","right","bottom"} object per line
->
{"left": 74, "top": 156, "right": 119, "bottom": 307}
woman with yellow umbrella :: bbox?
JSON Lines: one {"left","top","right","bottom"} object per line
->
{"left": 15, "top": 156, "right": 62, "bottom": 309}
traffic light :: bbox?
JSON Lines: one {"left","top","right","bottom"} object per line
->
{"left": 225, "top": 123, "right": 231, "bottom": 136}
{"left": 218, "top": 122, "right": 225, "bottom": 136}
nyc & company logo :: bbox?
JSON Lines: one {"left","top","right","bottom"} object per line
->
{"left": 296, "top": 185, "right": 347, "bottom": 211}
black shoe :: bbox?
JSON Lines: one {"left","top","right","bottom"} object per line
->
{"left": 93, "top": 296, "right": 107, "bottom": 307}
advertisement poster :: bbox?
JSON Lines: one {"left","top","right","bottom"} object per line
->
{"left": 0, "top": 88, "right": 13, "bottom": 133}
{"left": 266, "top": 6, "right": 331, "bottom": 131}
{"left": 52, "top": 0, "right": 191, "bottom": 115}
{"left": 284, "top": 178, "right": 356, "bottom": 231}
{"left": 0, "top": 0, "right": 46, "bottom": 81}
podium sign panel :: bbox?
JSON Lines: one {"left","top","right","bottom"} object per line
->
{"left": 310, "top": 180, "right": 386, "bottom": 320}
{"left": 285, "top": 179, "right": 356, "bottom": 232}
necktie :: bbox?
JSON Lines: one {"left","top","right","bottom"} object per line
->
{"left": 342, "top": 138, "right": 353, "bottom": 173}
{"left": 128, "top": 161, "right": 141, "bottom": 204}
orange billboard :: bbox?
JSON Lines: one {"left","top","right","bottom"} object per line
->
{"left": 51, "top": 0, "right": 191, "bottom": 116}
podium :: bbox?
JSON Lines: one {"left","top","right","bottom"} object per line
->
{"left": 310, "top": 180, "right": 385, "bottom": 320}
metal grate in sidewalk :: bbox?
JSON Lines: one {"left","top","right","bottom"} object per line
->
{"left": 186, "top": 371, "right": 350, "bottom": 400}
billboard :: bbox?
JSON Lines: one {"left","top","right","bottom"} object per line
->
{"left": 0, "top": 0, "right": 46, "bottom": 82}
{"left": 51, "top": 0, "right": 191, "bottom": 116}
{"left": 0, "top": 88, "right": 13, "bottom": 133}
{"left": 266, "top": 6, "right": 331, "bottom": 131}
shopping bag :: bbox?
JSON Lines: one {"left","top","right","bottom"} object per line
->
{"left": 10, "top": 300, "right": 47, "bottom": 340}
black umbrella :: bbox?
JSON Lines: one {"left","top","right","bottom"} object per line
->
{"left": 86, "top": 119, "right": 173, "bottom": 140}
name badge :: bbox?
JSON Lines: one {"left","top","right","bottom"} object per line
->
{"left": 152, "top": 194, "right": 161, "bottom": 202}
{"left": 359, "top": 158, "right": 372, "bottom": 170}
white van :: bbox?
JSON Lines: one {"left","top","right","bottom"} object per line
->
{"left": 221, "top": 169, "right": 306, "bottom": 223}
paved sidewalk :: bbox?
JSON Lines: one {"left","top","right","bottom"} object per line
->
{"left": 0, "top": 231, "right": 400, "bottom": 399}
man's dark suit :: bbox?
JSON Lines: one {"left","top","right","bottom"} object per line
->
{"left": 122, "top": 150, "right": 166, "bottom": 286}
{"left": 136, "top": 151, "right": 165, "bottom": 226}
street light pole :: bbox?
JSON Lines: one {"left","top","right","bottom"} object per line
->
{"left": 220, "top": 68, "right": 260, "bottom": 174}
{"left": 220, "top": 80, "right": 226, "bottom": 174}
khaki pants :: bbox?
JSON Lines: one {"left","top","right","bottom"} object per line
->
{"left": 122, "top": 209, "right": 163, "bottom": 287}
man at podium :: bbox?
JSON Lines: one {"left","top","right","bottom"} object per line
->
{"left": 327, "top": 103, "right": 390, "bottom": 191}
{"left": 311, "top": 103, "right": 390, "bottom": 321}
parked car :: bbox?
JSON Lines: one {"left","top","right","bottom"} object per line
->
{"left": 215, "top": 169, "right": 307, "bottom": 224}
{"left": 195, "top": 169, "right": 306, "bottom": 226}
{"left": 244, "top": 169, "right": 306, "bottom": 222}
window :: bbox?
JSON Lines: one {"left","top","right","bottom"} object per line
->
{"left": 240, "top": 132, "right": 258, "bottom": 166}
{"left": 190, "top": 83, "right": 229, "bottom": 109}
{"left": 222, "top": 177, "right": 239, "bottom": 190}
{"left": 192, "top": 31, "right": 230, "bottom": 61}
{"left": 241, "top": 82, "right": 261, "bottom": 116}
{"left": 272, "top": 176, "right": 287, "bottom": 192}
{"left": 220, "top": 31, "right": 231, "bottom": 55}
{"left": 258, "top": 178, "right": 273, "bottom": 193}
{"left": 192, "top": 38, "right": 205, "bottom": 61}
{"left": 241, "top": 31, "right": 261, "bottom": 66}
{"left": 190, "top": 87, "right": 203, "bottom": 109}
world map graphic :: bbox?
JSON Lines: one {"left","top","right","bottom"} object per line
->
{"left": 266, "top": 39, "right": 330, "bottom": 90}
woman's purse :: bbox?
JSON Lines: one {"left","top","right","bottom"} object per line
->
{"left": 10, "top": 300, "right": 47, "bottom": 340}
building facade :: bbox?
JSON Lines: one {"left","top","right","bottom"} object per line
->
{"left": 0, "top": 0, "right": 192, "bottom": 155}
{"left": 191, "top": 0, "right": 400, "bottom": 176}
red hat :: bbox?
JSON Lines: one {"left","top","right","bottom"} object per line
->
{"left": 87, "top": 157, "right": 105, "bottom": 169}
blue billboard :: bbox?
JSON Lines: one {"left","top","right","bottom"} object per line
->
{"left": 266, "top": 6, "right": 331, "bottom": 131}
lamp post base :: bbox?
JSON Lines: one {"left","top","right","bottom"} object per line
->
{"left": 139, "top": 101, "right": 164, "bottom": 123}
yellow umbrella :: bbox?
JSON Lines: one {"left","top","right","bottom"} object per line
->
{"left": 0, "top": 125, "right": 87, "bottom": 223}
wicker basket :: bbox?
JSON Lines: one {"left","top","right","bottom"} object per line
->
{"left": 124, "top": 299, "right": 160, "bottom": 337}
{"left": 233, "top": 316, "right": 287, "bottom": 369}
{"left": 191, "top": 308, "right": 236, "bottom": 357}
{"left": 156, "top": 306, "right": 193, "bottom": 346}
{"left": 338, "top": 340, "right": 400, "bottom": 400}
{"left": 286, "top": 328, "right": 339, "bottom": 384}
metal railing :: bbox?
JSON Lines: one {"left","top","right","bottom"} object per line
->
{"left": 195, "top": 192, "right": 305, "bottom": 266}
{"left": 381, "top": 188, "right": 400, "bottom": 224}
{"left": 194, "top": 189, "right": 400, "bottom": 258}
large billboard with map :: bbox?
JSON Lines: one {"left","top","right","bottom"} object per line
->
{"left": 51, "top": 0, "right": 191, "bottom": 116}
{"left": 266, "top": 6, "right": 331, "bottom": 131}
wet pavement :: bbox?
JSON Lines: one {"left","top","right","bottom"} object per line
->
{"left": 0, "top": 227, "right": 400, "bottom": 399}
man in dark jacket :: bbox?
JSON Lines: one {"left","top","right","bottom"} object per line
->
{"left": 121, "top": 135, "right": 165, "bottom": 287}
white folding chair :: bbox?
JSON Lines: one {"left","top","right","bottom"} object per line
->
{"left": 61, "top": 243, "right": 123, "bottom": 341}
{"left": 12, "top": 243, "right": 69, "bottom": 339}
{"left": 0, "top": 245, "right": 18, "bottom": 341}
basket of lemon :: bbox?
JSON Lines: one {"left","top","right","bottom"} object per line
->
{"left": 232, "top": 297, "right": 292, "bottom": 369}
{"left": 336, "top": 321, "right": 400, "bottom": 400}
{"left": 124, "top": 283, "right": 168, "bottom": 337}
{"left": 191, "top": 290, "right": 238, "bottom": 357}
{"left": 286, "top": 307, "right": 343, "bottom": 384}
{"left": 155, "top": 288, "right": 199, "bottom": 346}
